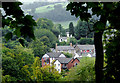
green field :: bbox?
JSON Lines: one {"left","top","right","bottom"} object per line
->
{"left": 35, "top": 3, "right": 68, "bottom": 13}
{"left": 53, "top": 20, "right": 78, "bottom": 29}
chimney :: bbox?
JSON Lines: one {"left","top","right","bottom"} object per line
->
{"left": 70, "top": 43, "right": 72, "bottom": 47}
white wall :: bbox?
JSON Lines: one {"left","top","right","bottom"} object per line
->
{"left": 54, "top": 60, "right": 61, "bottom": 73}
{"left": 74, "top": 53, "right": 80, "bottom": 59}
{"left": 50, "top": 58, "right": 55, "bottom": 65}
{"left": 42, "top": 54, "right": 49, "bottom": 58}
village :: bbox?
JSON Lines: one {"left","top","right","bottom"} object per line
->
{"left": 42, "top": 32, "right": 95, "bottom": 73}
{"left": 2, "top": 1, "right": 119, "bottom": 82}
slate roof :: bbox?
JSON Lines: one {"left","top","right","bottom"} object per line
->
{"left": 46, "top": 52, "right": 62, "bottom": 58}
{"left": 59, "top": 37, "right": 67, "bottom": 40}
{"left": 55, "top": 57, "right": 73, "bottom": 64}
{"left": 75, "top": 57, "right": 81, "bottom": 62}
{"left": 56, "top": 46, "right": 75, "bottom": 51}
{"left": 77, "top": 45, "right": 95, "bottom": 50}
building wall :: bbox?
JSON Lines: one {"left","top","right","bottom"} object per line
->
{"left": 67, "top": 59, "right": 74, "bottom": 69}
{"left": 54, "top": 60, "right": 61, "bottom": 73}
{"left": 50, "top": 58, "right": 55, "bottom": 65}
{"left": 72, "top": 58, "right": 80, "bottom": 67}
{"left": 42, "top": 57, "right": 50, "bottom": 67}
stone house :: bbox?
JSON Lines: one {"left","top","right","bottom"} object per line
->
{"left": 56, "top": 43, "right": 76, "bottom": 54}
{"left": 74, "top": 44, "right": 95, "bottom": 57}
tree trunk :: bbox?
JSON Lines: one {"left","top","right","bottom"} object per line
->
{"left": 94, "top": 31, "right": 104, "bottom": 83}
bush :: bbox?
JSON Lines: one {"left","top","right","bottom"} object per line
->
{"left": 64, "top": 57, "right": 95, "bottom": 81}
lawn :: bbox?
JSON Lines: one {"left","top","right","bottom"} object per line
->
{"left": 35, "top": 3, "right": 68, "bottom": 13}
{"left": 53, "top": 20, "right": 78, "bottom": 29}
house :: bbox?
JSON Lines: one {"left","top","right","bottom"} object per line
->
{"left": 56, "top": 43, "right": 76, "bottom": 54}
{"left": 42, "top": 52, "right": 66, "bottom": 67}
{"left": 54, "top": 57, "right": 80, "bottom": 73}
{"left": 58, "top": 32, "right": 72, "bottom": 42}
{"left": 74, "top": 45, "right": 95, "bottom": 57}
{"left": 50, "top": 48, "right": 56, "bottom": 52}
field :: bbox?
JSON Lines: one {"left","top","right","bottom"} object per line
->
{"left": 35, "top": 3, "right": 67, "bottom": 13}
{"left": 53, "top": 20, "right": 78, "bottom": 29}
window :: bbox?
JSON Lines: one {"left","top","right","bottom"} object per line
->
{"left": 83, "top": 50, "right": 85, "bottom": 52}
{"left": 74, "top": 63, "right": 78, "bottom": 66}
{"left": 87, "top": 50, "right": 89, "bottom": 52}
{"left": 58, "top": 69, "right": 60, "bottom": 71}
{"left": 58, "top": 64, "right": 60, "bottom": 66}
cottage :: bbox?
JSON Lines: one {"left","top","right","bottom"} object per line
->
{"left": 74, "top": 45, "right": 95, "bottom": 57}
{"left": 42, "top": 52, "right": 66, "bottom": 67}
{"left": 56, "top": 43, "right": 76, "bottom": 54}
{"left": 58, "top": 32, "right": 72, "bottom": 42}
{"left": 54, "top": 57, "right": 80, "bottom": 73}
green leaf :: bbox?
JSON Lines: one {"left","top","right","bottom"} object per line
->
{"left": 94, "top": 21, "right": 105, "bottom": 31}
{"left": 5, "top": 32, "right": 12, "bottom": 41}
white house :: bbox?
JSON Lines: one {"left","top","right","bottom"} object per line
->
{"left": 42, "top": 52, "right": 66, "bottom": 67}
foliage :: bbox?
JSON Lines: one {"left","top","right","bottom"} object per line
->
{"left": 2, "top": 2, "right": 36, "bottom": 46}
{"left": 69, "top": 37, "right": 77, "bottom": 45}
{"left": 36, "top": 18, "right": 54, "bottom": 30}
{"left": 104, "top": 32, "right": 120, "bottom": 82}
{"left": 34, "top": 29, "right": 57, "bottom": 47}
{"left": 62, "top": 52, "right": 73, "bottom": 58}
{"left": 29, "top": 3, "right": 78, "bottom": 21}
{"left": 77, "top": 38, "right": 94, "bottom": 45}
{"left": 56, "top": 24, "right": 66, "bottom": 36}
{"left": 74, "top": 20, "right": 94, "bottom": 40}
{"left": 65, "top": 57, "right": 95, "bottom": 81}
{"left": 39, "top": 36, "right": 51, "bottom": 47}
{"left": 2, "top": 45, "right": 34, "bottom": 81}
{"left": 28, "top": 39, "right": 50, "bottom": 59}
{"left": 57, "top": 41, "right": 67, "bottom": 46}
{"left": 0, "top": 69, "right": 2, "bottom": 82}
{"left": 69, "top": 22, "right": 74, "bottom": 36}
{"left": 66, "top": 2, "right": 120, "bottom": 82}
{"left": 51, "top": 28, "right": 60, "bottom": 38}
{"left": 31, "top": 57, "right": 61, "bottom": 81}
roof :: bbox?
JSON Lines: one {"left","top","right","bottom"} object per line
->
{"left": 55, "top": 57, "right": 73, "bottom": 64}
{"left": 46, "top": 52, "right": 62, "bottom": 58}
{"left": 59, "top": 37, "right": 67, "bottom": 40}
{"left": 76, "top": 57, "right": 82, "bottom": 61}
{"left": 77, "top": 45, "right": 95, "bottom": 50}
{"left": 56, "top": 46, "right": 75, "bottom": 51}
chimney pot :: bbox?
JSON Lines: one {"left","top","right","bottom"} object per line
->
{"left": 70, "top": 43, "right": 72, "bottom": 47}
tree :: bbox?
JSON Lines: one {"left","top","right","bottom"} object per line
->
{"left": 62, "top": 52, "right": 72, "bottom": 58}
{"left": 74, "top": 20, "right": 93, "bottom": 40}
{"left": 69, "top": 22, "right": 74, "bottom": 36}
{"left": 36, "top": 18, "right": 54, "bottom": 30}
{"left": 66, "top": 2, "right": 120, "bottom": 82}
{"left": 104, "top": 32, "right": 120, "bottom": 82}
{"left": 2, "top": 45, "right": 34, "bottom": 81}
{"left": 28, "top": 39, "right": 50, "bottom": 59}
{"left": 65, "top": 57, "right": 95, "bottom": 81}
{"left": 34, "top": 29, "right": 57, "bottom": 47}
{"left": 77, "top": 38, "right": 94, "bottom": 45}
{"left": 2, "top": 2, "right": 36, "bottom": 46}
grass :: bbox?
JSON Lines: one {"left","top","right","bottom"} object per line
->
{"left": 53, "top": 20, "right": 78, "bottom": 29}
{"left": 35, "top": 3, "right": 68, "bottom": 13}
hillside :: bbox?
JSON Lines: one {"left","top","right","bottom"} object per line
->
{"left": 21, "top": 2, "right": 79, "bottom": 29}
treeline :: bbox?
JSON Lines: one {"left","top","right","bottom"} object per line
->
{"left": 22, "top": 2, "right": 58, "bottom": 10}
{"left": 23, "top": 3, "right": 78, "bottom": 21}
